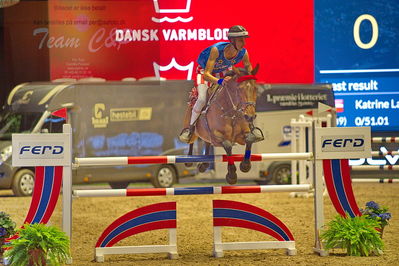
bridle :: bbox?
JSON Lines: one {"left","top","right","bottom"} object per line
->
{"left": 212, "top": 74, "right": 257, "bottom": 121}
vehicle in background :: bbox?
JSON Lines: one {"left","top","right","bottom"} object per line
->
{"left": 0, "top": 80, "right": 196, "bottom": 196}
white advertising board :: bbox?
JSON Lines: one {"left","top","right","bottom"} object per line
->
{"left": 315, "top": 127, "right": 371, "bottom": 159}
{"left": 12, "top": 132, "right": 71, "bottom": 166}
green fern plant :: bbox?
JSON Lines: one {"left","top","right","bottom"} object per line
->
{"left": 321, "top": 214, "right": 383, "bottom": 256}
{"left": 4, "top": 223, "right": 70, "bottom": 266}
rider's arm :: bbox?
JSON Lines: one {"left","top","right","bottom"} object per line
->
{"left": 242, "top": 51, "right": 253, "bottom": 74}
{"left": 203, "top": 47, "right": 221, "bottom": 84}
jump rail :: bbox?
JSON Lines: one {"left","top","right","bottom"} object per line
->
{"left": 351, "top": 165, "right": 399, "bottom": 171}
{"left": 352, "top": 178, "right": 399, "bottom": 183}
{"left": 372, "top": 137, "right": 399, "bottom": 143}
{"left": 74, "top": 153, "right": 313, "bottom": 167}
{"left": 371, "top": 151, "right": 399, "bottom": 156}
{"left": 73, "top": 184, "right": 312, "bottom": 198}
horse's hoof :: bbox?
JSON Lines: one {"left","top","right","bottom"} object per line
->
{"left": 198, "top": 163, "right": 210, "bottom": 173}
{"left": 226, "top": 172, "right": 237, "bottom": 184}
{"left": 240, "top": 161, "right": 251, "bottom": 173}
{"left": 228, "top": 164, "right": 237, "bottom": 173}
{"left": 185, "top": 162, "right": 193, "bottom": 167}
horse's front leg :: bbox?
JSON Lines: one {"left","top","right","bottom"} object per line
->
{"left": 198, "top": 142, "right": 211, "bottom": 173}
{"left": 240, "top": 141, "right": 253, "bottom": 173}
{"left": 222, "top": 140, "right": 237, "bottom": 184}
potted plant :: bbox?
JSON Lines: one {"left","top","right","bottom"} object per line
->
{"left": 321, "top": 213, "right": 383, "bottom": 256}
{"left": 4, "top": 223, "right": 70, "bottom": 266}
{"left": 0, "top": 212, "right": 16, "bottom": 262}
{"left": 360, "top": 201, "right": 392, "bottom": 238}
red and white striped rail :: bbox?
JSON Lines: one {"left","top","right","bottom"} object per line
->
{"left": 73, "top": 184, "right": 312, "bottom": 198}
{"left": 350, "top": 165, "right": 399, "bottom": 171}
{"left": 371, "top": 151, "right": 399, "bottom": 156}
{"left": 352, "top": 178, "right": 399, "bottom": 183}
{"left": 74, "top": 153, "right": 313, "bottom": 167}
{"left": 372, "top": 137, "right": 399, "bottom": 143}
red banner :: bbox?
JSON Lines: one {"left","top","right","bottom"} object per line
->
{"left": 48, "top": 0, "right": 314, "bottom": 83}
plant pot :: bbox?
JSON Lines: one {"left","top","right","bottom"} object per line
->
{"left": 28, "top": 248, "right": 46, "bottom": 266}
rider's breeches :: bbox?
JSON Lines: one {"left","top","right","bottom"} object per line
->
{"left": 190, "top": 83, "right": 208, "bottom": 125}
{"left": 189, "top": 67, "right": 227, "bottom": 126}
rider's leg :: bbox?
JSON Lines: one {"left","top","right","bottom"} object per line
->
{"left": 179, "top": 83, "right": 208, "bottom": 143}
{"left": 190, "top": 83, "right": 207, "bottom": 125}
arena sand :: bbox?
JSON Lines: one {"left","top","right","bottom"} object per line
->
{"left": 1, "top": 183, "right": 398, "bottom": 266}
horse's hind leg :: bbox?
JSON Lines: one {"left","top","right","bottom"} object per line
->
{"left": 198, "top": 142, "right": 211, "bottom": 173}
{"left": 222, "top": 140, "right": 237, "bottom": 184}
{"left": 240, "top": 142, "right": 253, "bottom": 173}
{"left": 185, "top": 143, "right": 194, "bottom": 167}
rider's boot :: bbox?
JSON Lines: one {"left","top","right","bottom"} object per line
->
{"left": 179, "top": 124, "right": 195, "bottom": 143}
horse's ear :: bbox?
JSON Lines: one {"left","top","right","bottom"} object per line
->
{"left": 251, "top": 64, "right": 260, "bottom": 76}
{"left": 232, "top": 66, "right": 241, "bottom": 75}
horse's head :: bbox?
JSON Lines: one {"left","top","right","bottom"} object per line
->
{"left": 230, "top": 64, "right": 259, "bottom": 123}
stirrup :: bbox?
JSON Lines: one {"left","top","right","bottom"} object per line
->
{"left": 252, "top": 127, "right": 265, "bottom": 142}
{"left": 178, "top": 126, "right": 195, "bottom": 143}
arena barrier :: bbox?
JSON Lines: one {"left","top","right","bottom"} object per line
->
{"left": 11, "top": 120, "right": 372, "bottom": 262}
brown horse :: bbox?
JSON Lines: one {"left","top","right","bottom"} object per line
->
{"left": 186, "top": 65, "right": 260, "bottom": 184}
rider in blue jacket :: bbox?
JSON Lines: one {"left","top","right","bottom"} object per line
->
{"left": 179, "top": 25, "right": 264, "bottom": 143}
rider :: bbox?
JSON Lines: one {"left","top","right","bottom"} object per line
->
{"left": 179, "top": 25, "right": 264, "bottom": 143}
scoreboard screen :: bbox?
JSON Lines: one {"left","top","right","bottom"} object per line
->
{"left": 315, "top": 0, "right": 399, "bottom": 132}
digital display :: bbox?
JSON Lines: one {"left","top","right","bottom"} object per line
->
{"left": 315, "top": 0, "right": 399, "bottom": 132}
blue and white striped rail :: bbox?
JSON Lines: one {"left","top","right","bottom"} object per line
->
{"left": 74, "top": 153, "right": 313, "bottom": 167}
{"left": 73, "top": 184, "right": 311, "bottom": 198}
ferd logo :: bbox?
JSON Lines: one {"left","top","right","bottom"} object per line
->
{"left": 18, "top": 142, "right": 65, "bottom": 159}
{"left": 321, "top": 135, "right": 365, "bottom": 152}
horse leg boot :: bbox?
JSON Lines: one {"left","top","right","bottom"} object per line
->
{"left": 198, "top": 142, "right": 211, "bottom": 172}
{"left": 240, "top": 142, "right": 253, "bottom": 173}
{"left": 185, "top": 143, "right": 194, "bottom": 167}
{"left": 222, "top": 140, "right": 237, "bottom": 184}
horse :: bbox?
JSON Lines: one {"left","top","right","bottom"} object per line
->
{"left": 186, "top": 65, "right": 261, "bottom": 184}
